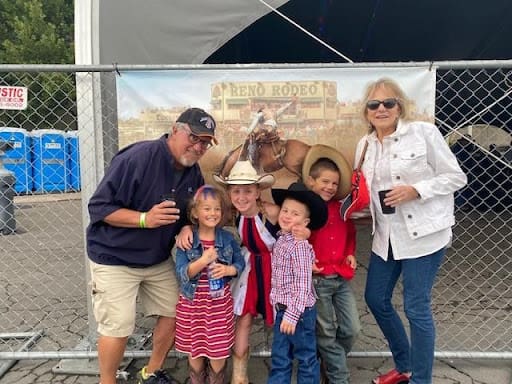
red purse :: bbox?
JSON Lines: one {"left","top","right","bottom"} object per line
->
{"left": 340, "top": 141, "right": 370, "bottom": 221}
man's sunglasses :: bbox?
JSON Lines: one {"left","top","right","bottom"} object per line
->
{"left": 366, "top": 98, "right": 399, "bottom": 111}
{"left": 182, "top": 126, "right": 213, "bottom": 149}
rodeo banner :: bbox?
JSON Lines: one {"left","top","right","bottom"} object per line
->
{"left": 116, "top": 67, "right": 435, "bottom": 186}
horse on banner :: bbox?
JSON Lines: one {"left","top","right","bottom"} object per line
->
{"left": 216, "top": 98, "right": 311, "bottom": 180}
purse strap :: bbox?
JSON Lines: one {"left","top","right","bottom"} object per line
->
{"left": 356, "top": 140, "right": 369, "bottom": 171}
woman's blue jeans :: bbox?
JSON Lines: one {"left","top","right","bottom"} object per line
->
{"left": 364, "top": 247, "right": 445, "bottom": 384}
{"left": 267, "top": 306, "right": 319, "bottom": 384}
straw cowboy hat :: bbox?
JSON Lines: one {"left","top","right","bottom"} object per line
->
{"left": 213, "top": 160, "right": 275, "bottom": 189}
{"left": 301, "top": 144, "right": 352, "bottom": 200}
{"left": 271, "top": 182, "right": 328, "bottom": 230}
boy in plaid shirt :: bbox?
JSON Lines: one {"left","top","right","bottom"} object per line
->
{"left": 267, "top": 182, "right": 327, "bottom": 384}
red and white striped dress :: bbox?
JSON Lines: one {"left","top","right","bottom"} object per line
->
{"left": 175, "top": 239, "right": 235, "bottom": 359}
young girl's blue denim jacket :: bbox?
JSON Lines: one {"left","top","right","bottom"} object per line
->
{"left": 175, "top": 227, "right": 245, "bottom": 300}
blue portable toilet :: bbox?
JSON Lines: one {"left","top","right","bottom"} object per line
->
{"left": 31, "top": 129, "right": 67, "bottom": 193}
{"left": 0, "top": 127, "right": 32, "bottom": 194}
{"left": 65, "top": 131, "right": 80, "bottom": 191}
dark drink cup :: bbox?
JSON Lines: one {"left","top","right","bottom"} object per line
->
{"left": 160, "top": 191, "right": 179, "bottom": 218}
{"left": 161, "top": 189, "right": 176, "bottom": 202}
{"left": 160, "top": 193, "right": 175, "bottom": 202}
{"left": 378, "top": 190, "right": 395, "bottom": 214}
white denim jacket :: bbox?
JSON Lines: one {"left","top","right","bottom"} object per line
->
{"left": 355, "top": 120, "right": 467, "bottom": 259}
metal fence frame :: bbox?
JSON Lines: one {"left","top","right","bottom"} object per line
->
{"left": 1, "top": 62, "right": 511, "bottom": 374}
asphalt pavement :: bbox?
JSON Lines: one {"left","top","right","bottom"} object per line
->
{"left": 0, "top": 194, "right": 510, "bottom": 383}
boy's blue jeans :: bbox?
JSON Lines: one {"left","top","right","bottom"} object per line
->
{"left": 365, "top": 248, "right": 445, "bottom": 384}
{"left": 267, "top": 306, "right": 319, "bottom": 384}
{"left": 314, "top": 275, "right": 361, "bottom": 383}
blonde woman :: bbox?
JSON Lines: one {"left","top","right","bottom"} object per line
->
{"left": 356, "top": 78, "right": 467, "bottom": 384}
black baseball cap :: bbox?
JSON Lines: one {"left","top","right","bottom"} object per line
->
{"left": 176, "top": 108, "right": 218, "bottom": 144}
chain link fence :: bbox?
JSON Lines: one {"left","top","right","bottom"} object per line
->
{"left": 0, "top": 63, "right": 510, "bottom": 374}
{"left": 434, "top": 65, "right": 511, "bottom": 353}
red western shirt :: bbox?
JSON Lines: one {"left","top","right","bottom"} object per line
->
{"left": 309, "top": 200, "right": 357, "bottom": 280}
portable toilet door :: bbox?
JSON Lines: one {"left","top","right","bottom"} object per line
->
{"left": 0, "top": 127, "right": 32, "bottom": 194}
{"left": 31, "top": 129, "right": 67, "bottom": 193}
{"left": 65, "top": 131, "right": 80, "bottom": 192}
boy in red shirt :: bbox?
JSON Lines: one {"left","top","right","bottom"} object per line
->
{"left": 303, "top": 145, "right": 361, "bottom": 384}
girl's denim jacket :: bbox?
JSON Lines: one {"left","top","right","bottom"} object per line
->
{"left": 175, "top": 227, "right": 245, "bottom": 300}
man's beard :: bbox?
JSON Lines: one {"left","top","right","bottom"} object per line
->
{"left": 177, "top": 154, "right": 199, "bottom": 168}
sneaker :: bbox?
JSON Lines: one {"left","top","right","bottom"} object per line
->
{"left": 137, "top": 367, "right": 178, "bottom": 384}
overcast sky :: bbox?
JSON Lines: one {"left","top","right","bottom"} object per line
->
{"left": 117, "top": 67, "right": 435, "bottom": 120}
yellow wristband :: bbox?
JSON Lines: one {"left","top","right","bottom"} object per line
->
{"left": 139, "top": 212, "right": 147, "bottom": 229}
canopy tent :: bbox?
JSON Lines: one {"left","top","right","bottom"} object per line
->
{"left": 209, "top": 0, "right": 512, "bottom": 64}
{"left": 75, "top": 0, "right": 511, "bottom": 65}
{"left": 75, "top": 0, "right": 288, "bottom": 65}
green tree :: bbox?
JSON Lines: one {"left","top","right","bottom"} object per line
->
{"left": 0, "top": 0, "right": 75, "bottom": 131}
{"left": 0, "top": 0, "right": 73, "bottom": 64}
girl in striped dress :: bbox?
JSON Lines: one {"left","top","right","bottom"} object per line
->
{"left": 175, "top": 185, "right": 245, "bottom": 384}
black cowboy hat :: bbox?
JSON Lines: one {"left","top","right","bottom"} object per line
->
{"left": 272, "top": 182, "right": 328, "bottom": 230}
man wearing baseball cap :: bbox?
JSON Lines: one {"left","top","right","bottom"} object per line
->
{"left": 176, "top": 107, "right": 218, "bottom": 145}
{"left": 86, "top": 107, "right": 216, "bottom": 384}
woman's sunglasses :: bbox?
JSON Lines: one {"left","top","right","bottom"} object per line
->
{"left": 366, "top": 98, "right": 399, "bottom": 111}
